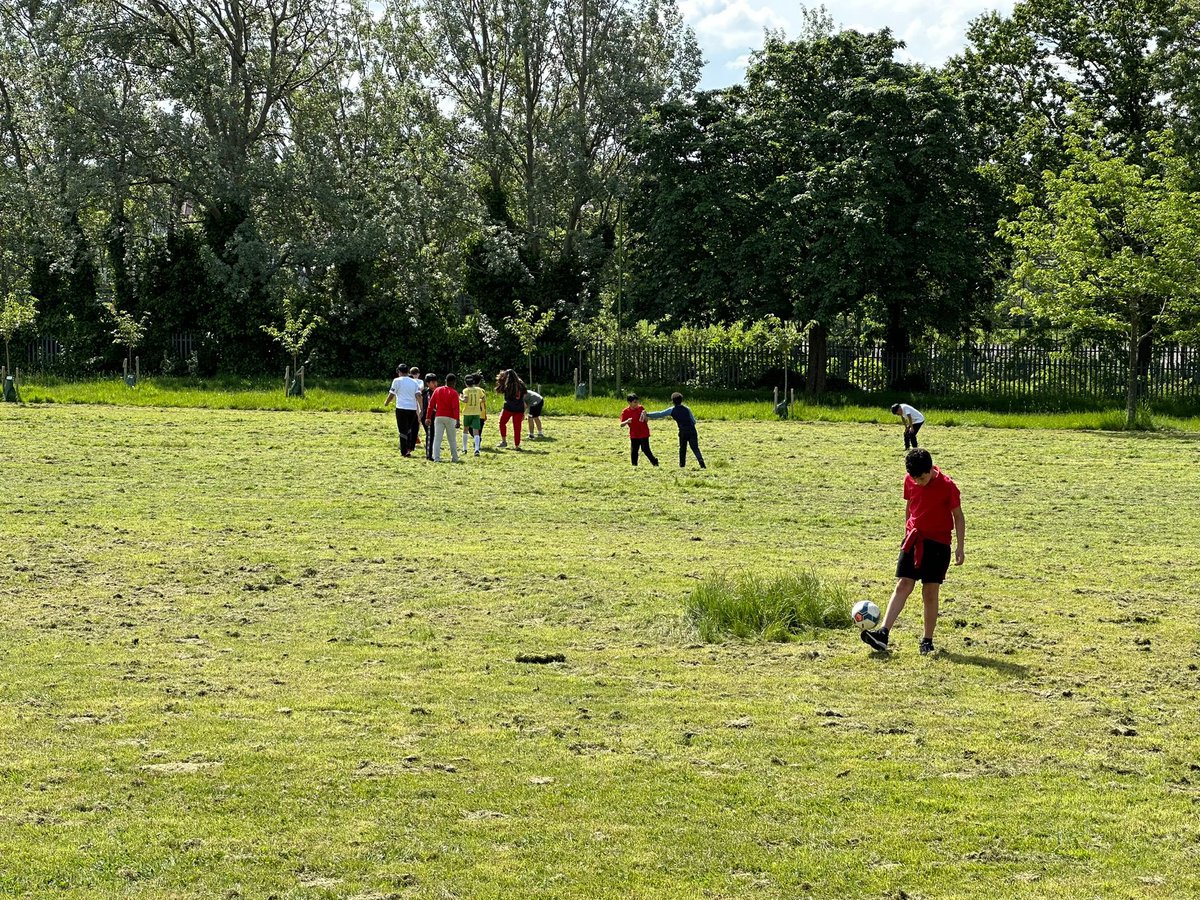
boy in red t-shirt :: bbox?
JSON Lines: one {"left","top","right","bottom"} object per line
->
{"left": 862, "top": 448, "right": 965, "bottom": 654}
{"left": 619, "top": 393, "right": 659, "bottom": 467}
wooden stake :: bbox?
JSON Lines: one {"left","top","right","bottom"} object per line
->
{"left": 285, "top": 366, "right": 290, "bottom": 395}
{"left": 299, "top": 366, "right": 305, "bottom": 396}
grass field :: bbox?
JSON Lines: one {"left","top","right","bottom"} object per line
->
{"left": 12, "top": 374, "right": 1200, "bottom": 432}
{"left": 2, "top": 403, "right": 1199, "bottom": 898}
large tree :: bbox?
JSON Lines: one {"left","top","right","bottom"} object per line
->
{"left": 1002, "top": 128, "right": 1200, "bottom": 426}
{"left": 958, "top": 0, "right": 1200, "bottom": 365}
{"left": 629, "top": 26, "right": 996, "bottom": 391}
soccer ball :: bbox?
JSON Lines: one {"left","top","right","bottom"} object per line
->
{"left": 852, "top": 600, "right": 881, "bottom": 630}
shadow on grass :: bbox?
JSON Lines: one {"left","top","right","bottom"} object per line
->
{"left": 938, "top": 650, "right": 1029, "bottom": 678}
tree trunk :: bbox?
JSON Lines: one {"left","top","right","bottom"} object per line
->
{"left": 806, "top": 322, "right": 828, "bottom": 397}
{"left": 1125, "top": 319, "right": 1139, "bottom": 429}
{"left": 1136, "top": 327, "right": 1153, "bottom": 387}
{"left": 883, "top": 316, "right": 910, "bottom": 390}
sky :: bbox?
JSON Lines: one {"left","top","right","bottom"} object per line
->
{"left": 680, "top": 0, "right": 1016, "bottom": 89}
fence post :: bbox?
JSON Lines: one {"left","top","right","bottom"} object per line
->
{"left": 285, "top": 365, "right": 290, "bottom": 395}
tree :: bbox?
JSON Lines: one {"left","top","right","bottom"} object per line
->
{"left": 103, "top": 300, "right": 150, "bottom": 372}
{"left": 261, "top": 285, "right": 323, "bottom": 392}
{"left": 0, "top": 287, "right": 36, "bottom": 374}
{"left": 504, "top": 298, "right": 556, "bottom": 384}
{"left": 1001, "top": 128, "right": 1200, "bottom": 426}
{"left": 958, "top": 0, "right": 1200, "bottom": 361}
{"left": 762, "top": 315, "right": 803, "bottom": 402}
{"left": 628, "top": 28, "right": 997, "bottom": 390}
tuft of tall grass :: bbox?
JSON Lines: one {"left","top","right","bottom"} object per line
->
{"left": 685, "top": 570, "right": 851, "bottom": 642}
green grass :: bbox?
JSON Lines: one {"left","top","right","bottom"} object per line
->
{"left": 2, "top": 404, "right": 1200, "bottom": 896}
{"left": 12, "top": 375, "right": 1200, "bottom": 431}
{"left": 686, "top": 570, "right": 851, "bottom": 642}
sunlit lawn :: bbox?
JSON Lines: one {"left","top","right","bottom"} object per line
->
{"left": 1, "top": 402, "right": 1198, "bottom": 897}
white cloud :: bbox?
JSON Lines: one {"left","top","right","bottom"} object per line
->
{"left": 686, "top": 0, "right": 1016, "bottom": 88}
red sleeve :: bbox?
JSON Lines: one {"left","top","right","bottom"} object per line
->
{"left": 946, "top": 477, "right": 961, "bottom": 511}
{"left": 902, "top": 477, "right": 913, "bottom": 501}
{"left": 620, "top": 409, "right": 630, "bottom": 425}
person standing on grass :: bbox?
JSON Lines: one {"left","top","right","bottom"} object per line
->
{"left": 426, "top": 373, "right": 462, "bottom": 462}
{"left": 861, "top": 448, "right": 965, "bottom": 655}
{"left": 645, "top": 391, "right": 705, "bottom": 469}
{"left": 421, "top": 373, "right": 438, "bottom": 460}
{"left": 460, "top": 373, "right": 487, "bottom": 457}
{"left": 384, "top": 364, "right": 423, "bottom": 457}
{"left": 620, "top": 393, "right": 658, "bottom": 467}
{"left": 495, "top": 368, "right": 526, "bottom": 450}
{"left": 524, "top": 387, "right": 545, "bottom": 440}
{"left": 891, "top": 402, "right": 925, "bottom": 449}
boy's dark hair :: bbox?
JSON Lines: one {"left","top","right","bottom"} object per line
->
{"left": 464, "top": 374, "right": 476, "bottom": 386}
{"left": 446, "top": 373, "right": 457, "bottom": 387}
{"left": 671, "top": 392, "right": 683, "bottom": 405}
{"left": 890, "top": 403, "right": 902, "bottom": 413}
{"left": 397, "top": 363, "right": 409, "bottom": 375}
{"left": 905, "top": 448, "right": 933, "bottom": 477}
{"left": 425, "top": 373, "right": 438, "bottom": 384}
{"left": 627, "top": 393, "right": 638, "bottom": 402}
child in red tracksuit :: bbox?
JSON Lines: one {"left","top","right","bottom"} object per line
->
{"left": 619, "top": 393, "right": 658, "bottom": 467}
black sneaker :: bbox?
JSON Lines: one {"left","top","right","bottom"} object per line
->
{"left": 919, "top": 637, "right": 935, "bottom": 655}
{"left": 861, "top": 627, "right": 889, "bottom": 651}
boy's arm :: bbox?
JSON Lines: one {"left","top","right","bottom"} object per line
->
{"left": 644, "top": 406, "right": 673, "bottom": 420}
{"left": 952, "top": 507, "right": 965, "bottom": 565}
{"left": 384, "top": 392, "right": 395, "bottom": 407}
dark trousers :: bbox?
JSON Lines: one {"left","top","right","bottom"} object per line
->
{"left": 630, "top": 437, "right": 658, "bottom": 467}
{"left": 679, "top": 432, "right": 705, "bottom": 468}
{"left": 396, "top": 409, "right": 420, "bottom": 456}
{"left": 422, "top": 419, "right": 434, "bottom": 459}
{"left": 904, "top": 421, "right": 923, "bottom": 449}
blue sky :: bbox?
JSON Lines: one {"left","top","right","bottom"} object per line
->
{"left": 681, "top": 0, "right": 1015, "bottom": 89}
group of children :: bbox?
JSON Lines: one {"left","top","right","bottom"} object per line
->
{"left": 383, "top": 365, "right": 545, "bottom": 462}
{"left": 387, "top": 363, "right": 958, "bottom": 656}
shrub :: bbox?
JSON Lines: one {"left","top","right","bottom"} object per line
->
{"left": 685, "top": 570, "right": 851, "bottom": 642}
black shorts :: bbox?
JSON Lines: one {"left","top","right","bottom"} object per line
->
{"left": 896, "top": 539, "right": 952, "bottom": 584}
{"left": 528, "top": 401, "right": 544, "bottom": 417}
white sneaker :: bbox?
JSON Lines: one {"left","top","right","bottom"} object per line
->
{"left": 497, "top": 441, "right": 507, "bottom": 448}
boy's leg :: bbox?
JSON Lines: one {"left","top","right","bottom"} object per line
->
{"left": 645, "top": 439, "right": 659, "bottom": 467}
{"left": 448, "top": 420, "right": 459, "bottom": 462}
{"left": 911, "top": 421, "right": 921, "bottom": 448}
{"left": 921, "top": 582, "right": 940, "bottom": 640}
{"left": 631, "top": 439, "right": 640, "bottom": 466}
{"left": 498, "top": 410, "right": 510, "bottom": 445}
{"left": 687, "top": 433, "right": 704, "bottom": 468}
{"left": 882, "top": 578, "right": 916, "bottom": 630}
{"left": 679, "top": 433, "right": 687, "bottom": 467}
{"left": 512, "top": 413, "right": 523, "bottom": 447}
{"left": 431, "top": 417, "right": 445, "bottom": 462}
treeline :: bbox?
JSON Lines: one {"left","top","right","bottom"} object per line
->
{"left": 1, "top": 0, "right": 1199, "bottom": 402}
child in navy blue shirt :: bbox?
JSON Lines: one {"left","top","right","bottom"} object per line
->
{"left": 645, "top": 392, "right": 706, "bottom": 468}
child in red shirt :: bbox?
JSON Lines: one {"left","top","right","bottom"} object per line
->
{"left": 862, "top": 448, "right": 965, "bottom": 654}
{"left": 425, "top": 373, "right": 462, "bottom": 462}
{"left": 619, "top": 393, "right": 659, "bottom": 467}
